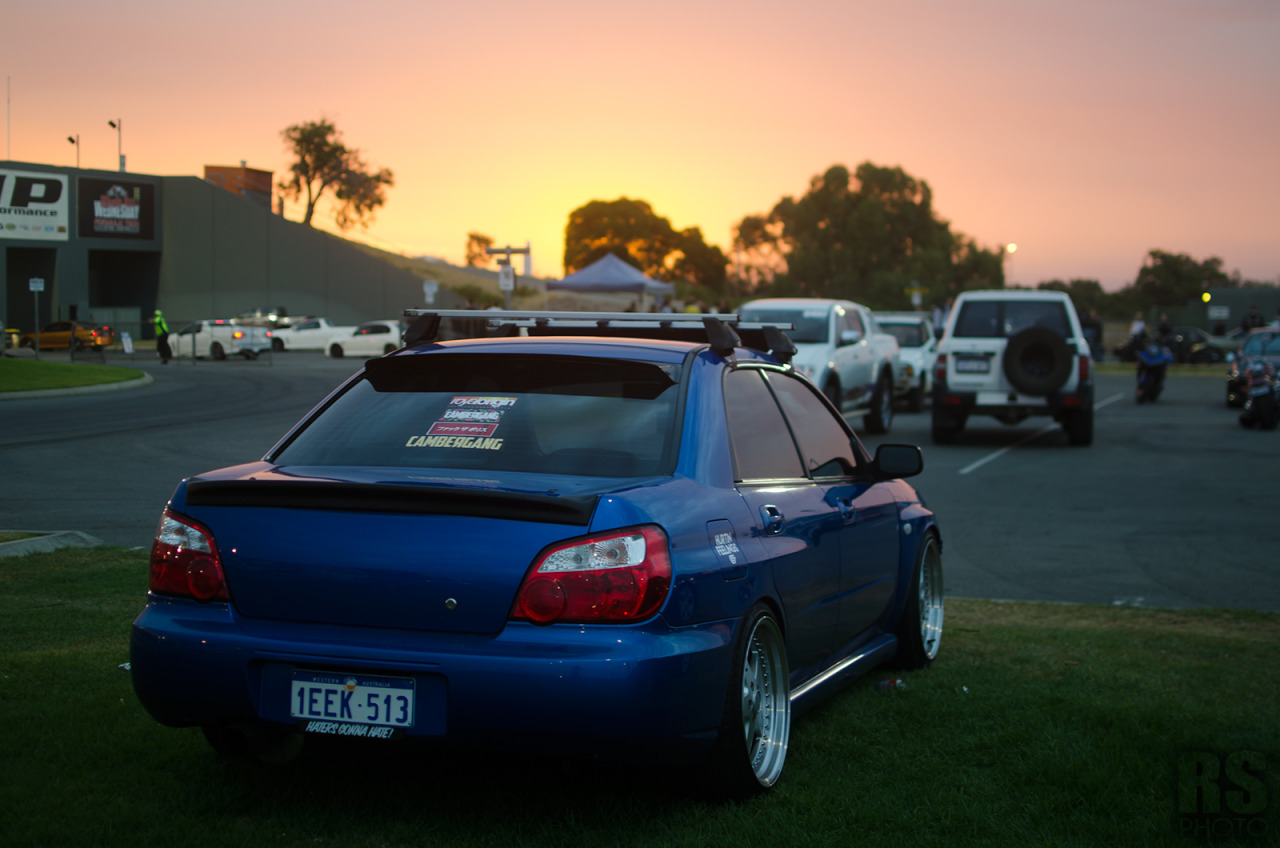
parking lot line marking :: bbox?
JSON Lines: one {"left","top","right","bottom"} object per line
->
{"left": 957, "top": 392, "right": 1126, "bottom": 476}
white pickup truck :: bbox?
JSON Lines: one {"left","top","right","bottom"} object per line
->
{"left": 172, "top": 318, "right": 272, "bottom": 360}
{"left": 271, "top": 317, "right": 357, "bottom": 352}
{"left": 738, "top": 297, "right": 906, "bottom": 434}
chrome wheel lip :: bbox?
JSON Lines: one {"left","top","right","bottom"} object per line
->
{"left": 741, "top": 615, "right": 790, "bottom": 787}
{"left": 918, "top": 536, "right": 944, "bottom": 661}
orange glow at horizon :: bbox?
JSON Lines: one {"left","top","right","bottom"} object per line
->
{"left": 4, "top": 0, "right": 1277, "bottom": 290}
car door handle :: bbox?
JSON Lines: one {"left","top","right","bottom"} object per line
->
{"left": 760, "top": 505, "right": 784, "bottom": 535}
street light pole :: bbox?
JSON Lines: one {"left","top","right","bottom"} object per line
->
{"left": 108, "top": 119, "right": 124, "bottom": 171}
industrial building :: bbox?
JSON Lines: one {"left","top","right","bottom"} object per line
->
{"left": 2, "top": 160, "right": 460, "bottom": 343}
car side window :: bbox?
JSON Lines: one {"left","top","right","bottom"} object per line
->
{"left": 724, "top": 369, "right": 804, "bottom": 482}
{"left": 763, "top": 371, "right": 859, "bottom": 478}
{"left": 840, "top": 308, "right": 863, "bottom": 339}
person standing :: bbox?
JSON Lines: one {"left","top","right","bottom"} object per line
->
{"left": 154, "top": 308, "right": 172, "bottom": 364}
{"left": 1242, "top": 304, "right": 1265, "bottom": 331}
{"left": 932, "top": 298, "right": 951, "bottom": 337}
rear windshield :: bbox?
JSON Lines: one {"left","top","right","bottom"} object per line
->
{"left": 952, "top": 300, "right": 1072, "bottom": 339}
{"left": 1242, "top": 332, "right": 1280, "bottom": 356}
{"left": 880, "top": 322, "right": 925, "bottom": 347}
{"left": 738, "top": 308, "right": 828, "bottom": 344}
{"left": 272, "top": 353, "right": 682, "bottom": 478}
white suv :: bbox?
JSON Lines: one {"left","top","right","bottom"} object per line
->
{"left": 738, "top": 297, "right": 905, "bottom": 433}
{"left": 932, "top": 290, "right": 1094, "bottom": 445}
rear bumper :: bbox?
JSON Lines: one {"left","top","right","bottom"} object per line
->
{"left": 130, "top": 595, "right": 736, "bottom": 763}
{"left": 933, "top": 384, "right": 1092, "bottom": 419}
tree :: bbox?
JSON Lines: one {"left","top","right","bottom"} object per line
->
{"left": 1038, "top": 278, "right": 1106, "bottom": 317}
{"left": 563, "top": 198, "right": 729, "bottom": 294}
{"left": 278, "top": 119, "right": 394, "bottom": 229}
{"left": 465, "top": 232, "right": 494, "bottom": 267}
{"left": 734, "top": 162, "right": 1004, "bottom": 309}
{"left": 1132, "top": 250, "right": 1231, "bottom": 307}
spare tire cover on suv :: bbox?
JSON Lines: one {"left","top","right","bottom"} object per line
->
{"left": 1002, "top": 327, "right": 1072, "bottom": 395}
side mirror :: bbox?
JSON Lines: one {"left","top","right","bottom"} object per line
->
{"left": 871, "top": 443, "right": 923, "bottom": 480}
{"left": 839, "top": 329, "right": 862, "bottom": 346}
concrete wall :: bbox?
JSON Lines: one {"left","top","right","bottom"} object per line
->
{"left": 158, "top": 177, "right": 464, "bottom": 327}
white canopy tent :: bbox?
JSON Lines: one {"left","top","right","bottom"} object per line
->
{"left": 547, "top": 254, "right": 674, "bottom": 308}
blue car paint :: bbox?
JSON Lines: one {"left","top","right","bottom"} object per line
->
{"left": 131, "top": 332, "right": 939, "bottom": 764}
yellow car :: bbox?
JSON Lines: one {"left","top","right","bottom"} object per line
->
{"left": 20, "top": 321, "right": 116, "bottom": 350}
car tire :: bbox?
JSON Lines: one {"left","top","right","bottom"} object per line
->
{"left": 931, "top": 410, "right": 963, "bottom": 444}
{"left": 1064, "top": 402, "right": 1094, "bottom": 446}
{"left": 890, "top": 530, "right": 943, "bottom": 669}
{"left": 272, "top": 338, "right": 284, "bottom": 352}
{"left": 1003, "top": 327, "right": 1072, "bottom": 395}
{"left": 329, "top": 344, "right": 344, "bottom": 359}
{"left": 242, "top": 350, "right": 258, "bottom": 360}
{"left": 383, "top": 343, "right": 397, "bottom": 355}
{"left": 863, "top": 371, "right": 893, "bottom": 434}
{"left": 705, "top": 604, "right": 790, "bottom": 799}
{"left": 823, "top": 377, "right": 842, "bottom": 411}
{"left": 906, "top": 377, "right": 926, "bottom": 413}
{"left": 211, "top": 342, "right": 226, "bottom": 361}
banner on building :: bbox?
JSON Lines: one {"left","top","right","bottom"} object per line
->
{"left": 0, "top": 169, "right": 70, "bottom": 241}
{"left": 78, "top": 177, "right": 156, "bottom": 240}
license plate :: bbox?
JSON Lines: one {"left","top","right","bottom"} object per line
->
{"left": 290, "top": 671, "right": 415, "bottom": 728}
{"left": 954, "top": 356, "right": 991, "bottom": 373}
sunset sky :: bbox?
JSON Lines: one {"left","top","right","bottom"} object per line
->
{"left": 6, "top": 0, "right": 1278, "bottom": 290}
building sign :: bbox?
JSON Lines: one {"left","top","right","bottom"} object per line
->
{"left": 0, "top": 169, "right": 70, "bottom": 241}
{"left": 78, "top": 177, "right": 156, "bottom": 240}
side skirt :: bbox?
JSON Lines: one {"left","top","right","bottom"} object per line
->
{"left": 788, "top": 633, "right": 898, "bottom": 713}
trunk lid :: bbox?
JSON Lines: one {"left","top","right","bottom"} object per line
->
{"left": 176, "top": 465, "right": 603, "bottom": 635}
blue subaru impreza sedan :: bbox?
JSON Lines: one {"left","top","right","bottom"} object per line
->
{"left": 130, "top": 310, "right": 943, "bottom": 798}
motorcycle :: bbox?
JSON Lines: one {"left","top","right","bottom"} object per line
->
{"left": 1135, "top": 339, "right": 1173, "bottom": 404}
{"left": 1238, "top": 361, "right": 1279, "bottom": 430}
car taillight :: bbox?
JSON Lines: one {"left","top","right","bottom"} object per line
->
{"left": 232, "top": 330, "right": 245, "bottom": 340}
{"left": 1078, "top": 354, "right": 1091, "bottom": 384}
{"left": 934, "top": 353, "right": 947, "bottom": 382}
{"left": 149, "top": 508, "right": 229, "bottom": 602}
{"left": 511, "top": 526, "right": 671, "bottom": 625}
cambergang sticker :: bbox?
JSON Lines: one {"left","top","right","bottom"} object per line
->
{"left": 405, "top": 396, "right": 517, "bottom": 450}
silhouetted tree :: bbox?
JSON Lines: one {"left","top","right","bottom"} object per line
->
{"left": 465, "top": 232, "right": 494, "bottom": 267}
{"left": 278, "top": 119, "right": 394, "bottom": 229}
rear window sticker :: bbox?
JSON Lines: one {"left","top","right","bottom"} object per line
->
{"left": 408, "top": 396, "right": 517, "bottom": 449}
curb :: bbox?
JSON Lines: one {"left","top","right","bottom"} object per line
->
{"left": 0, "top": 372, "right": 154, "bottom": 401}
{"left": 0, "top": 530, "right": 107, "bottom": 558}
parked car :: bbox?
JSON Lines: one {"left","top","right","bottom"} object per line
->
{"left": 19, "top": 320, "right": 115, "bottom": 350}
{"left": 130, "top": 309, "right": 944, "bottom": 799}
{"left": 272, "top": 317, "right": 358, "bottom": 352}
{"left": 323, "top": 320, "right": 404, "bottom": 358}
{"left": 1226, "top": 328, "right": 1280, "bottom": 408}
{"left": 875, "top": 312, "right": 938, "bottom": 411}
{"left": 738, "top": 298, "right": 905, "bottom": 433}
{"left": 1160, "top": 326, "right": 1233, "bottom": 364}
{"left": 932, "top": 289, "right": 1094, "bottom": 445}
{"left": 172, "top": 318, "right": 272, "bottom": 360}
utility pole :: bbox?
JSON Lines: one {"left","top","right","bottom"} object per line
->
{"left": 485, "top": 244, "right": 531, "bottom": 309}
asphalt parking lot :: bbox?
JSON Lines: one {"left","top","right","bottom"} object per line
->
{"left": 4, "top": 349, "right": 1278, "bottom": 612}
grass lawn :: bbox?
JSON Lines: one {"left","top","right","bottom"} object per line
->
{"left": 0, "top": 356, "right": 145, "bottom": 392}
{"left": 1, "top": 547, "right": 1275, "bottom": 847}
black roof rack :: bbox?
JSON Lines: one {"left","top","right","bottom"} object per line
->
{"left": 402, "top": 309, "right": 796, "bottom": 363}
